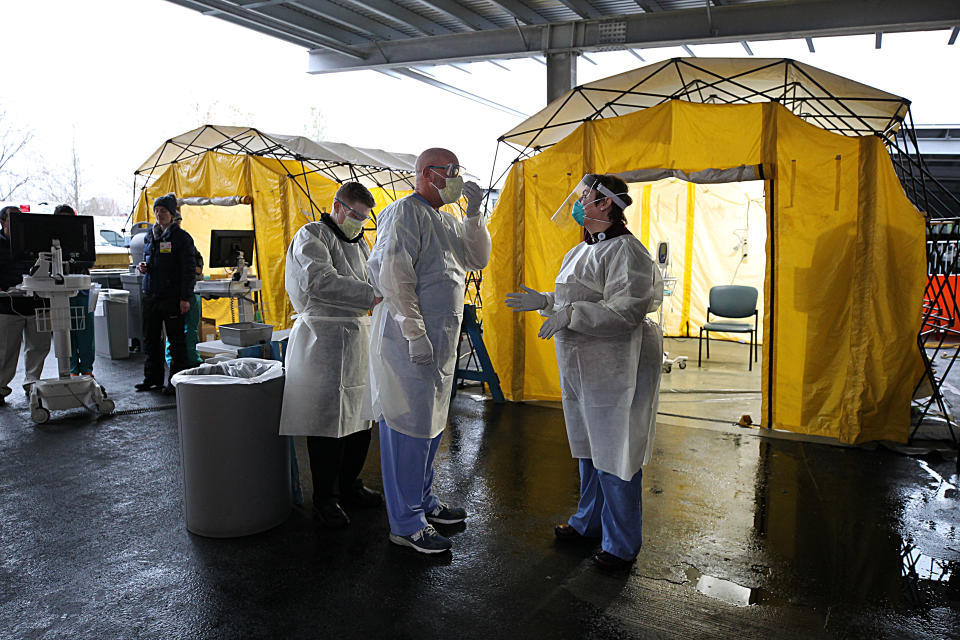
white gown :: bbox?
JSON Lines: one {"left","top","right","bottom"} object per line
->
{"left": 279, "top": 220, "right": 375, "bottom": 437}
{"left": 543, "top": 234, "right": 664, "bottom": 481}
{"left": 366, "top": 195, "right": 491, "bottom": 439}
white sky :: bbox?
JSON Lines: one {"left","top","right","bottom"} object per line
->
{"left": 1, "top": 0, "right": 958, "bottom": 208}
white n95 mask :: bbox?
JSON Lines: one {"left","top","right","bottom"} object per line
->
{"left": 434, "top": 175, "right": 464, "bottom": 204}
{"left": 338, "top": 216, "right": 364, "bottom": 238}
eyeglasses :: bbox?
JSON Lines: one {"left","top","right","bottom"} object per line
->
{"left": 335, "top": 198, "right": 372, "bottom": 221}
{"left": 578, "top": 191, "right": 604, "bottom": 205}
{"left": 428, "top": 164, "right": 464, "bottom": 178}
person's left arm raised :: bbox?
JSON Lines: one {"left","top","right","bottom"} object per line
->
{"left": 460, "top": 181, "right": 491, "bottom": 271}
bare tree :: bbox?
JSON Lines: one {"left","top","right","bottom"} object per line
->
{"left": 0, "top": 111, "right": 33, "bottom": 200}
{"left": 191, "top": 101, "right": 254, "bottom": 128}
{"left": 41, "top": 139, "right": 83, "bottom": 210}
{"left": 69, "top": 140, "right": 81, "bottom": 210}
{"left": 82, "top": 196, "right": 122, "bottom": 216}
{"left": 303, "top": 106, "right": 327, "bottom": 141}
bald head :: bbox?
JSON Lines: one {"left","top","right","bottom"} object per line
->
{"left": 415, "top": 147, "right": 459, "bottom": 209}
{"left": 415, "top": 148, "right": 457, "bottom": 174}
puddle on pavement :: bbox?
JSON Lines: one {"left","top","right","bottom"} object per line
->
{"left": 680, "top": 540, "right": 956, "bottom": 612}
{"left": 901, "top": 540, "right": 954, "bottom": 582}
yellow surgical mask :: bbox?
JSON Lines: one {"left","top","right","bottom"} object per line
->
{"left": 338, "top": 215, "right": 364, "bottom": 239}
{"left": 433, "top": 173, "right": 464, "bottom": 204}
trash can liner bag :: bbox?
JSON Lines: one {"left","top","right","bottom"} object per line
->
{"left": 171, "top": 357, "right": 283, "bottom": 386}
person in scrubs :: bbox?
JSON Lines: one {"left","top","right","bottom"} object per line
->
{"left": 367, "top": 147, "right": 490, "bottom": 554}
{"left": 505, "top": 173, "right": 663, "bottom": 571}
{"left": 53, "top": 204, "right": 95, "bottom": 377}
{"left": 280, "top": 182, "right": 384, "bottom": 528}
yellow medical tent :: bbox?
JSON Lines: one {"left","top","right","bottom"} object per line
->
{"left": 132, "top": 125, "right": 418, "bottom": 329}
{"left": 483, "top": 58, "right": 927, "bottom": 444}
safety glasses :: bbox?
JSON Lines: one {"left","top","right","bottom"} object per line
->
{"left": 335, "top": 198, "right": 372, "bottom": 221}
{"left": 427, "top": 163, "right": 465, "bottom": 178}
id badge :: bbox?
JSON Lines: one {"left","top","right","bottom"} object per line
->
{"left": 159, "top": 241, "right": 172, "bottom": 253}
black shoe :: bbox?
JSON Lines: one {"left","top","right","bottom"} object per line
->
{"left": 135, "top": 381, "right": 163, "bottom": 392}
{"left": 425, "top": 501, "right": 467, "bottom": 525}
{"left": 314, "top": 500, "right": 350, "bottom": 529}
{"left": 592, "top": 550, "right": 634, "bottom": 572}
{"left": 0, "top": 395, "right": 6, "bottom": 406}
{"left": 161, "top": 385, "right": 176, "bottom": 396}
{"left": 341, "top": 483, "right": 383, "bottom": 508}
{"left": 554, "top": 523, "right": 598, "bottom": 542}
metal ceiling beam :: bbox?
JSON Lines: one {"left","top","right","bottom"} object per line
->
{"left": 486, "top": 0, "right": 548, "bottom": 25}
{"left": 307, "top": 0, "right": 960, "bottom": 72}
{"left": 357, "top": 0, "right": 454, "bottom": 36}
{"left": 634, "top": 1, "right": 665, "bottom": 12}
{"left": 418, "top": 0, "right": 500, "bottom": 31}
{"left": 255, "top": 3, "right": 374, "bottom": 44}
{"left": 557, "top": 0, "right": 603, "bottom": 20}
{"left": 711, "top": 0, "right": 754, "bottom": 53}
{"left": 386, "top": 68, "right": 529, "bottom": 118}
{"left": 290, "top": 0, "right": 408, "bottom": 40}
{"left": 166, "top": 0, "right": 362, "bottom": 57}
{"left": 220, "top": 1, "right": 287, "bottom": 12}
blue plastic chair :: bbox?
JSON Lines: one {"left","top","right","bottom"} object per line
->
{"left": 698, "top": 285, "right": 759, "bottom": 371}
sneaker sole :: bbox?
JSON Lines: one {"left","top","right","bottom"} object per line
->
{"left": 388, "top": 533, "right": 451, "bottom": 554}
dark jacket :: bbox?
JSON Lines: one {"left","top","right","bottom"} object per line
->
{"left": 0, "top": 233, "right": 40, "bottom": 315}
{"left": 142, "top": 223, "right": 196, "bottom": 301}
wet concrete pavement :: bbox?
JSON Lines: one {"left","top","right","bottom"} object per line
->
{"left": 1, "top": 350, "right": 958, "bottom": 639}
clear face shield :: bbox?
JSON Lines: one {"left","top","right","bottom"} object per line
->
{"left": 551, "top": 175, "right": 629, "bottom": 229}
{"left": 552, "top": 177, "right": 593, "bottom": 230}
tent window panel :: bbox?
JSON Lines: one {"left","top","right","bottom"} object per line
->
{"left": 627, "top": 178, "right": 766, "bottom": 343}
{"left": 178, "top": 203, "right": 257, "bottom": 329}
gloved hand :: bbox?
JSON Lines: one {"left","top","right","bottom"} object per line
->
{"left": 463, "top": 181, "right": 482, "bottom": 218}
{"left": 538, "top": 306, "right": 572, "bottom": 339}
{"left": 505, "top": 285, "right": 547, "bottom": 312}
{"left": 408, "top": 334, "right": 434, "bottom": 365}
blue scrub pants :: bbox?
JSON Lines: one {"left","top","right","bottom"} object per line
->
{"left": 165, "top": 293, "right": 202, "bottom": 368}
{"left": 568, "top": 458, "right": 644, "bottom": 561}
{"left": 69, "top": 291, "right": 95, "bottom": 375}
{"left": 379, "top": 420, "right": 442, "bottom": 537}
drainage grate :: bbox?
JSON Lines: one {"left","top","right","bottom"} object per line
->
{"left": 106, "top": 404, "right": 177, "bottom": 417}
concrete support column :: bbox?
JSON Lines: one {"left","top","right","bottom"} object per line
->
{"left": 546, "top": 52, "right": 577, "bottom": 104}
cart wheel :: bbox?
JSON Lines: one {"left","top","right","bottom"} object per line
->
{"left": 663, "top": 364, "right": 672, "bottom": 374}
{"left": 98, "top": 399, "right": 115, "bottom": 415}
{"left": 678, "top": 361, "right": 687, "bottom": 369}
{"left": 31, "top": 407, "right": 50, "bottom": 425}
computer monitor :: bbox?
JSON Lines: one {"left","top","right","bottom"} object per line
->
{"left": 209, "top": 230, "right": 255, "bottom": 268}
{"left": 9, "top": 213, "right": 97, "bottom": 264}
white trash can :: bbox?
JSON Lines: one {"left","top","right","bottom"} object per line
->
{"left": 171, "top": 358, "right": 290, "bottom": 537}
{"left": 94, "top": 288, "right": 130, "bottom": 359}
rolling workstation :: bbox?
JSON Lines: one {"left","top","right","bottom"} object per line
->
{"left": 1, "top": 216, "right": 275, "bottom": 425}
{"left": 6, "top": 213, "right": 115, "bottom": 423}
